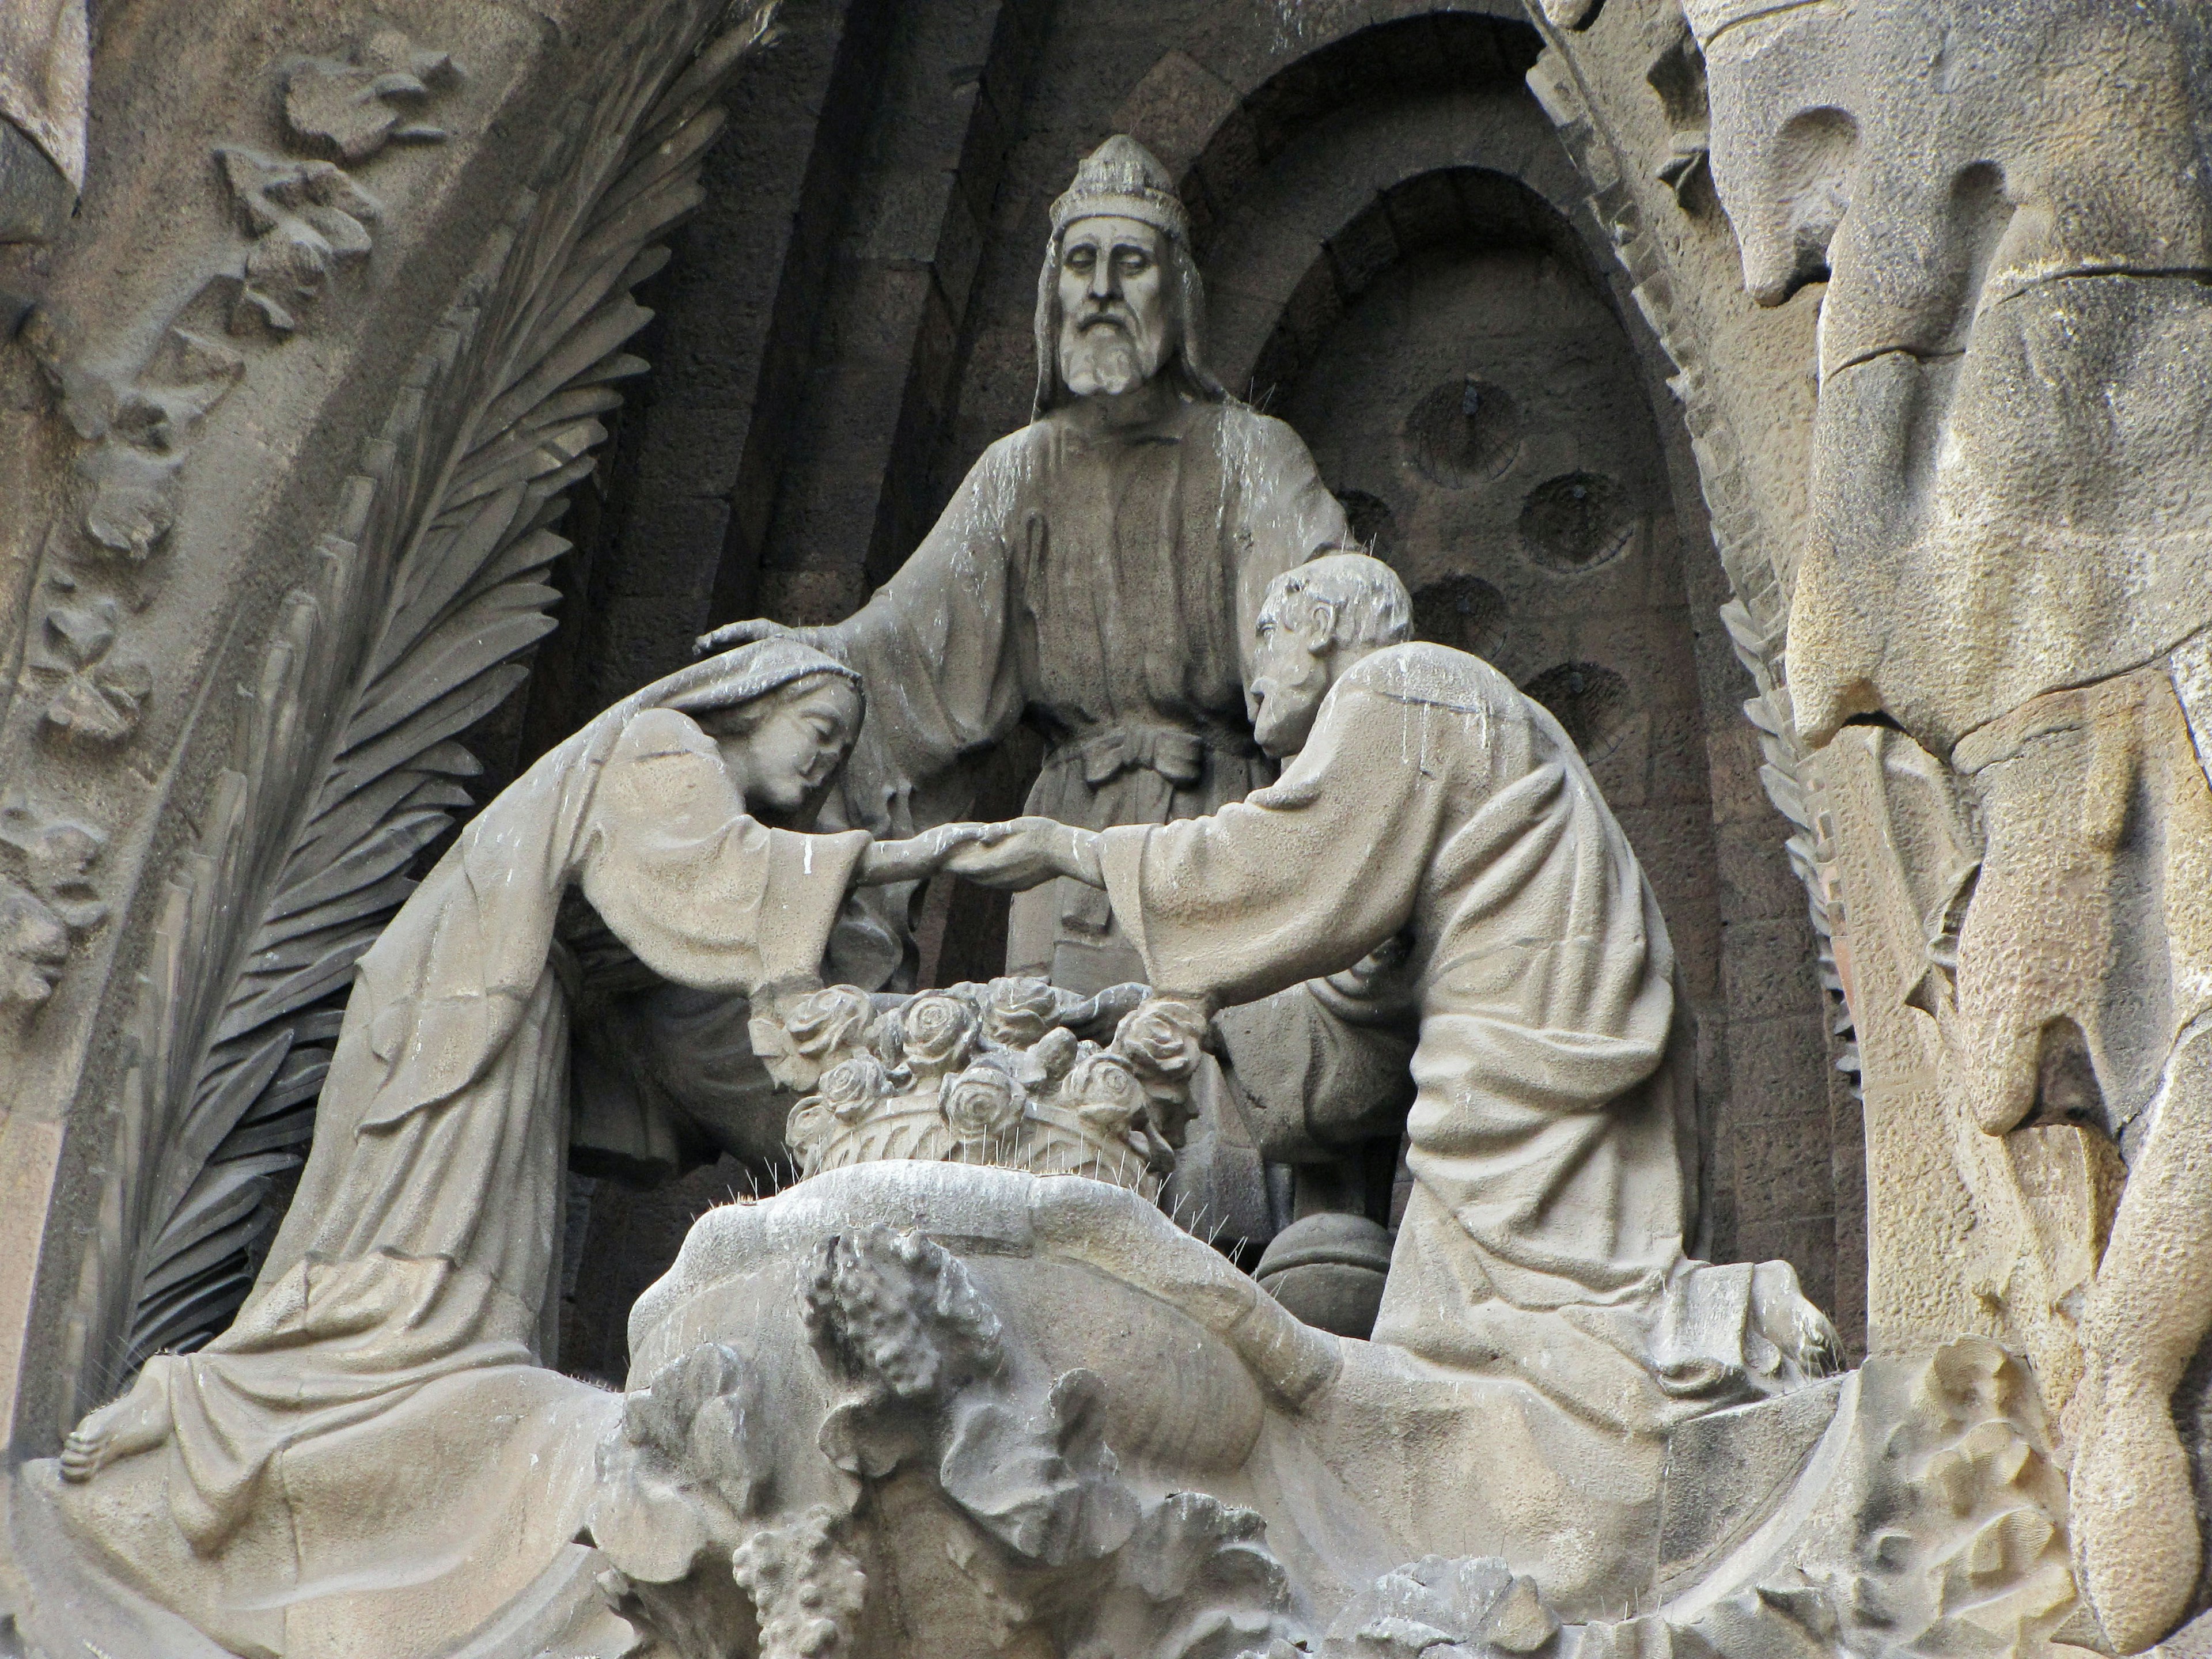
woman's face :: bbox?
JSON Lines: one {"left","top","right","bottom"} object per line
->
{"left": 715, "top": 677, "right": 861, "bottom": 813}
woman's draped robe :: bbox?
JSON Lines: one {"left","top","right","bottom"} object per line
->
{"left": 1096, "top": 643, "right": 1837, "bottom": 1602}
{"left": 55, "top": 679, "right": 865, "bottom": 1658}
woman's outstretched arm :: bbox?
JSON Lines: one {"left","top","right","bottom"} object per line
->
{"left": 853, "top": 821, "right": 1002, "bottom": 886}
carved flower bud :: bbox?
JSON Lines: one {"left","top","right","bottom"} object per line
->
{"left": 1111, "top": 998, "right": 1208, "bottom": 1090}
{"left": 940, "top": 1059, "right": 1024, "bottom": 1144}
{"left": 785, "top": 1096, "right": 835, "bottom": 1168}
{"left": 869, "top": 1007, "right": 906, "bottom": 1070}
{"left": 980, "top": 976, "right": 1064, "bottom": 1048}
{"left": 1062, "top": 1047, "right": 1146, "bottom": 1133}
{"left": 817, "top": 1053, "right": 892, "bottom": 1124}
{"left": 786, "top": 986, "right": 876, "bottom": 1062}
{"left": 899, "top": 991, "right": 981, "bottom": 1077}
{"left": 1029, "top": 1024, "right": 1080, "bottom": 1082}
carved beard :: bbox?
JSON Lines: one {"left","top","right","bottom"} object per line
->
{"left": 1059, "top": 313, "right": 1167, "bottom": 398}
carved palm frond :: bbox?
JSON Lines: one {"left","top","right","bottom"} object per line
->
{"left": 80, "top": 0, "right": 781, "bottom": 1402}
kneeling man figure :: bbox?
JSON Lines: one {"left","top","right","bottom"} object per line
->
{"left": 951, "top": 553, "right": 1838, "bottom": 1413}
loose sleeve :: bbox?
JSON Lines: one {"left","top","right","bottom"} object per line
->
{"left": 812, "top": 435, "right": 1036, "bottom": 836}
{"left": 1100, "top": 682, "right": 1467, "bottom": 1007}
{"left": 582, "top": 710, "right": 870, "bottom": 993}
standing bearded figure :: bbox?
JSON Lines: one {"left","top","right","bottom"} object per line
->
{"left": 702, "top": 135, "right": 1354, "bottom": 994}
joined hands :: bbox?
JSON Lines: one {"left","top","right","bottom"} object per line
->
{"left": 853, "top": 817, "right": 1103, "bottom": 889}
{"left": 942, "top": 816, "right": 1103, "bottom": 890}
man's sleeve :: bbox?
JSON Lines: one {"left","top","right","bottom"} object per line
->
{"left": 1099, "top": 683, "right": 1465, "bottom": 1007}
{"left": 814, "top": 441, "right": 1032, "bottom": 838}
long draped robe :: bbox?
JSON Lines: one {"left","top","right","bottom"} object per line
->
{"left": 819, "top": 396, "right": 1351, "bottom": 992}
{"left": 55, "top": 642, "right": 867, "bottom": 1659}
{"left": 1097, "top": 643, "right": 1827, "bottom": 1426}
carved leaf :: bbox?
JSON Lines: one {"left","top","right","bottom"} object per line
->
{"left": 84, "top": 0, "right": 782, "bottom": 1398}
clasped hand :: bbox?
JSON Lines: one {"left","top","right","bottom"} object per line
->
{"left": 857, "top": 816, "right": 1101, "bottom": 889}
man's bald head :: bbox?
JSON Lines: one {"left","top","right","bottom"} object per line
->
{"left": 1260, "top": 554, "right": 1415, "bottom": 653}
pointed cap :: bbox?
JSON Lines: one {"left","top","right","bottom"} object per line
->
{"left": 1050, "top": 134, "right": 1188, "bottom": 242}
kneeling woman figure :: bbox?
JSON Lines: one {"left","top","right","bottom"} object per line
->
{"left": 53, "top": 639, "right": 966, "bottom": 1657}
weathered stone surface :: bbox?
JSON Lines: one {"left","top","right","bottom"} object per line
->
{"left": 4, "top": 2, "right": 2203, "bottom": 1655}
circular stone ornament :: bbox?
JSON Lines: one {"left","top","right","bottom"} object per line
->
{"left": 1412, "top": 572, "right": 1508, "bottom": 661}
{"left": 1521, "top": 661, "right": 1633, "bottom": 760}
{"left": 1518, "top": 471, "right": 1637, "bottom": 571}
{"left": 1402, "top": 376, "right": 1521, "bottom": 488}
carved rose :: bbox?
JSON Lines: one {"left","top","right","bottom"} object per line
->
{"left": 980, "top": 976, "right": 1063, "bottom": 1047}
{"left": 899, "top": 991, "right": 980, "bottom": 1077}
{"left": 787, "top": 986, "right": 876, "bottom": 1062}
{"left": 1061, "top": 1047, "right": 1146, "bottom": 1132}
{"left": 1111, "top": 998, "right": 1207, "bottom": 1089}
{"left": 817, "top": 1054, "right": 891, "bottom": 1124}
{"left": 941, "top": 1060, "right": 1025, "bottom": 1143}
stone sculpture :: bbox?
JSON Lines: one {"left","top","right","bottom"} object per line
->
{"left": 1688, "top": 0, "right": 2212, "bottom": 1645}
{"left": 679, "top": 131, "right": 1383, "bottom": 1289}
{"left": 16, "top": 2, "right": 2212, "bottom": 1653}
{"left": 591, "top": 1164, "right": 2073, "bottom": 1659}
{"left": 948, "top": 554, "right": 1841, "bottom": 1406}
{"left": 14, "top": 550, "right": 2078, "bottom": 1659}
{"left": 26, "top": 639, "right": 978, "bottom": 1657}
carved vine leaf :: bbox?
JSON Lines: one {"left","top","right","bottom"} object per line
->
{"left": 218, "top": 147, "right": 383, "bottom": 335}
{"left": 1060, "top": 1491, "right": 1306, "bottom": 1659}
{"left": 591, "top": 1342, "right": 770, "bottom": 1585}
{"left": 283, "top": 29, "right": 462, "bottom": 161}
{"left": 1320, "top": 1556, "right": 1559, "bottom": 1659}
{"left": 0, "top": 795, "right": 107, "bottom": 1009}
{"left": 79, "top": 0, "right": 783, "bottom": 1396}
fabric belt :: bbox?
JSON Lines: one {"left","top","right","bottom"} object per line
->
{"left": 1051, "top": 724, "right": 1256, "bottom": 789}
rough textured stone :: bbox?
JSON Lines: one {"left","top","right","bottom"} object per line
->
{"left": 5, "top": 0, "right": 2198, "bottom": 1652}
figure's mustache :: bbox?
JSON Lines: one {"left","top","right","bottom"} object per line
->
{"left": 1077, "top": 312, "right": 1130, "bottom": 332}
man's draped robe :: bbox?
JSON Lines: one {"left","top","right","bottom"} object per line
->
{"left": 1101, "top": 641, "right": 1831, "bottom": 1424}
{"left": 52, "top": 648, "right": 866, "bottom": 1659}
{"left": 819, "top": 396, "right": 1351, "bottom": 992}
{"left": 1096, "top": 644, "right": 1836, "bottom": 1600}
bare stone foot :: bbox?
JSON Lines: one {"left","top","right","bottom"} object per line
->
{"left": 2071, "top": 1376, "right": 2200, "bottom": 1654}
{"left": 59, "top": 1370, "right": 173, "bottom": 1484}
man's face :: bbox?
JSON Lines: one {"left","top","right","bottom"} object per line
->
{"left": 1246, "top": 596, "right": 1336, "bottom": 759}
{"left": 1057, "top": 215, "right": 1168, "bottom": 397}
